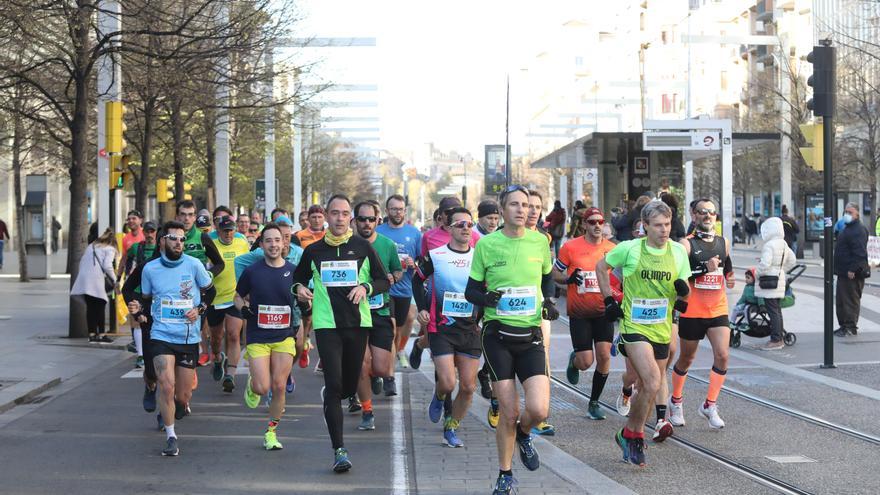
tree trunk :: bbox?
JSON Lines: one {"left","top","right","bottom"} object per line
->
{"left": 11, "top": 105, "right": 28, "bottom": 282}
{"left": 135, "top": 99, "right": 155, "bottom": 213}
{"left": 204, "top": 107, "right": 216, "bottom": 209}
{"left": 171, "top": 96, "right": 184, "bottom": 201}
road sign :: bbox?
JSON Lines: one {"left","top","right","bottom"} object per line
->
{"left": 255, "top": 178, "right": 279, "bottom": 210}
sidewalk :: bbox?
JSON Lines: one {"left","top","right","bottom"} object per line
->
{"left": 407, "top": 362, "right": 634, "bottom": 495}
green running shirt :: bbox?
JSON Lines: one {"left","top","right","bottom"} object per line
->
{"left": 368, "top": 234, "right": 402, "bottom": 317}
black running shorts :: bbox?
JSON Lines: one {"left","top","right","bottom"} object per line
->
{"left": 678, "top": 315, "right": 730, "bottom": 341}
{"left": 429, "top": 330, "right": 482, "bottom": 359}
{"left": 569, "top": 315, "right": 614, "bottom": 351}
{"left": 616, "top": 333, "right": 670, "bottom": 360}
{"left": 481, "top": 321, "right": 547, "bottom": 383}
{"left": 150, "top": 340, "right": 200, "bottom": 369}
{"left": 206, "top": 305, "right": 243, "bottom": 327}
{"left": 391, "top": 296, "right": 411, "bottom": 326}
{"left": 368, "top": 313, "right": 395, "bottom": 352}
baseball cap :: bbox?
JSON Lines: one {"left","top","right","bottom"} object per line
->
{"left": 583, "top": 207, "right": 604, "bottom": 219}
{"left": 439, "top": 196, "right": 462, "bottom": 212}
{"left": 274, "top": 215, "right": 294, "bottom": 227}
{"left": 477, "top": 200, "right": 499, "bottom": 218}
{"left": 143, "top": 221, "right": 158, "bottom": 231}
{"left": 218, "top": 217, "right": 236, "bottom": 230}
{"left": 196, "top": 214, "right": 211, "bottom": 228}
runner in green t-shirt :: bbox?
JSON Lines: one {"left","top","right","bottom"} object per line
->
{"left": 596, "top": 200, "right": 690, "bottom": 468}
{"left": 465, "top": 185, "right": 558, "bottom": 494}
{"left": 352, "top": 201, "right": 403, "bottom": 431}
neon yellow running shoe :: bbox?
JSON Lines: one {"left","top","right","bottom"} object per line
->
{"left": 487, "top": 399, "right": 499, "bottom": 429}
{"left": 245, "top": 375, "right": 260, "bottom": 409}
{"left": 263, "top": 430, "right": 283, "bottom": 450}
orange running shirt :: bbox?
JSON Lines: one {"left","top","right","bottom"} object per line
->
{"left": 295, "top": 229, "right": 325, "bottom": 249}
{"left": 555, "top": 236, "right": 616, "bottom": 318}
{"left": 680, "top": 235, "right": 729, "bottom": 318}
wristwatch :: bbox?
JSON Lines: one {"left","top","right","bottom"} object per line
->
{"left": 197, "top": 303, "right": 208, "bottom": 315}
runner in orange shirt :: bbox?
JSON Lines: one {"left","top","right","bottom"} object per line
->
{"left": 551, "top": 207, "right": 616, "bottom": 420}
{"left": 295, "top": 204, "right": 326, "bottom": 248}
{"left": 669, "top": 198, "right": 734, "bottom": 430}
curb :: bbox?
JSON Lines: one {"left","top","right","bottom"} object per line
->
{"left": 0, "top": 378, "right": 62, "bottom": 415}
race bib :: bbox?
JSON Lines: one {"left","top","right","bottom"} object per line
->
{"left": 160, "top": 298, "right": 193, "bottom": 323}
{"left": 497, "top": 287, "right": 538, "bottom": 316}
{"left": 368, "top": 293, "right": 384, "bottom": 310}
{"left": 577, "top": 270, "right": 600, "bottom": 294}
{"left": 442, "top": 292, "right": 473, "bottom": 317}
{"left": 321, "top": 260, "right": 358, "bottom": 287}
{"left": 630, "top": 298, "right": 668, "bottom": 324}
{"left": 694, "top": 268, "right": 724, "bottom": 290}
{"left": 257, "top": 305, "right": 291, "bottom": 329}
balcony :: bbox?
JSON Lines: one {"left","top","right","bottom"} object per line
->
{"left": 756, "top": 0, "right": 774, "bottom": 22}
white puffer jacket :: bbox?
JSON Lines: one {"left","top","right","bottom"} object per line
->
{"left": 755, "top": 217, "right": 797, "bottom": 299}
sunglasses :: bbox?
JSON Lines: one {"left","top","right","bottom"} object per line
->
{"left": 586, "top": 219, "right": 605, "bottom": 226}
{"left": 697, "top": 208, "right": 717, "bottom": 216}
{"left": 127, "top": 210, "right": 142, "bottom": 218}
{"left": 356, "top": 216, "right": 377, "bottom": 223}
{"left": 164, "top": 234, "right": 185, "bottom": 242}
{"left": 499, "top": 184, "right": 529, "bottom": 204}
{"left": 451, "top": 220, "right": 474, "bottom": 229}
{"left": 248, "top": 228, "right": 259, "bottom": 233}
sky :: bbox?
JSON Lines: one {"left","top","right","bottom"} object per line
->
{"left": 288, "top": 0, "right": 587, "bottom": 159}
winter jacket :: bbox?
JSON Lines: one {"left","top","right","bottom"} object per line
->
{"left": 834, "top": 219, "right": 869, "bottom": 277}
{"left": 70, "top": 243, "right": 117, "bottom": 301}
{"left": 755, "top": 218, "right": 797, "bottom": 300}
{"left": 545, "top": 207, "right": 567, "bottom": 239}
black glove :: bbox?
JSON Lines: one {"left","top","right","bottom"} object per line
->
{"left": 673, "top": 299, "right": 688, "bottom": 313}
{"left": 674, "top": 279, "right": 690, "bottom": 298}
{"left": 241, "top": 304, "right": 255, "bottom": 320}
{"left": 566, "top": 269, "right": 584, "bottom": 286}
{"left": 541, "top": 299, "right": 559, "bottom": 321}
{"left": 485, "top": 289, "right": 503, "bottom": 307}
{"left": 604, "top": 296, "right": 624, "bottom": 322}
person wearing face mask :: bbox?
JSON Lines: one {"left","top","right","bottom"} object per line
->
{"left": 834, "top": 203, "right": 870, "bottom": 337}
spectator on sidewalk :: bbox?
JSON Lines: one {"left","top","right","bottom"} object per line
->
{"left": 755, "top": 217, "right": 797, "bottom": 350}
{"left": 71, "top": 227, "right": 118, "bottom": 343}
{"left": 612, "top": 193, "right": 652, "bottom": 241}
{"left": 834, "top": 203, "right": 870, "bottom": 337}
{"left": 51, "top": 216, "right": 62, "bottom": 253}
{"left": 545, "top": 200, "right": 566, "bottom": 256}
{"left": 567, "top": 200, "right": 587, "bottom": 238}
{"left": 0, "top": 216, "right": 9, "bottom": 270}
{"left": 744, "top": 214, "right": 758, "bottom": 246}
{"left": 780, "top": 205, "right": 800, "bottom": 252}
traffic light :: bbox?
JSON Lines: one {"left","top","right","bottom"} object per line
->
{"left": 157, "top": 178, "right": 173, "bottom": 203}
{"left": 799, "top": 123, "right": 824, "bottom": 171}
{"left": 109, "top": 154, "right": 131, "bottom": 190}
{"left": 183, "top": 182, "right": 193, "bottom": 201}
{"left": 105, "top": 101, "right": 127, "bottom": 154}
{"left": 806, "top": 44, "right": 836, "bottom": 118}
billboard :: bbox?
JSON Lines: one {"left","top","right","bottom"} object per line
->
{"left": 484, "top": 144, "right": 509, "bottom": 195}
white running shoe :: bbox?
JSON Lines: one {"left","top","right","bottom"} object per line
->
{"left": 616, "top": 393, "right": 631, "bottom": 417}
{"left": 699, "top": 402, "right": 725, "bottom": 429}
{"left": 652, "top": 418, "right": 674, "bottom": 442}
{"left": 668, "top": 400, "right": 686, "bottom": 427}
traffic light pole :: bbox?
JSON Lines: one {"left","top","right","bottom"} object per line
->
{"left": 821, "top": 115, "right": 835, "bottom": 369}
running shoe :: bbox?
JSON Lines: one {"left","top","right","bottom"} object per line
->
{"left": 477, "top": 368, "right": 492, "bottom": 399}
{"left": 566, "top": 351, "right": 579, "bottom": 385}
{"left": 652, "top": 418, "right": 674, "bottom": 442}
{"left": 99, "top": 335, "right": 114, "bottom": 343}
{"left": 358, "top": 412, "right": 375, "bottom": 431}
{"left": 428, "top": 392, "right": 444, "bottom": 423}
{"left": 348, "top": 396, "right": 362, "bottom": 414}
{"left": 383, "top": 376, "right": 397, "bottom": 396}
{"left": 492, "top": 474, "right": 517, "bottom": 495}
{"left": 699, "top": 402, "right": 725, "bottom": 429}
{"left": 212, "top": 352, "right": 226, "bottom": 381}
{"left": 134, "top": 356, "right": 144, "bottom": 369}
{"left": 222, "top": 374, "right": 235, "bottom": 393}
{"left": 408, "top": 345, "right": 422, "bottom": 369}
{"left": 442, "top": 428, "right": 463, "bottom": 448}
{"left": 587, "top": 401, "right": 606, "bottom": 420}
{"left": 614, "top": 429, "right": 646, "bottom": 466}
{"left": 668, "top": 400, "right": 685, "bottom": 427}
{"left": 314, "top": 359, "right": 324, "bottom": 374}
{"left": 143, "top": 385, "right": 157, "bottom": 412}
{"left": 516, "top": 429, "right": 540, "bottom": 471}
{"left": 174, "top": 401, "right": 187, "bottom": 420}
{"left": 285, "top": 374, "right": 295, "bottom": 395}
{"left": 126, "top": 340, "right": 137, "bottom": 353}
{"left": 162, "top": 436, "right": 179, "bottom": 456}
{"left": 197, "top": 352, "right": 210, "bottom": 367}
{"left": 333, "top": 448, "right": 352, "bottom": 473}
{"left": 488, "top": 399, "right": 500, "bottom": 429}
{"left": 156, "top": 413, "right": 164, "bottom": 431}
{"left": 610, "top": 334, "right": 620, "bottom": 357}
{"left": 299, "top": 340, "right": 310, "bottom": 368}
{"left": 244, "top": 375, "right": 260, "bottom": 409}
{"left": 397, "top": 350, "right": 411, "bottom": 369}
{"left": 531, "top": 421, "right": 555, "bottom": 436}
{"left": 370, "top": 376, "right": 383, "bottom": 396}
{"left": 616, "top": 393, "right": 631, "bottom": 417}
{"left": 263, "top": 430, "right": 283, "bottom": 450}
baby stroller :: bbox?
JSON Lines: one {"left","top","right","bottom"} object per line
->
{"left": 729, "top": 264, "right": 806, "bottom": 348}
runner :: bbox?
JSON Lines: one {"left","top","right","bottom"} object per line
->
{"left": 292, "top": 194, "right": 390, "bottom": 473}
{"left": 295, "top": 204, "right": 326, "bottom": 248}
{"left": 207, "top": 212, "right": 250, "bottom": 392}
{"left": 552, "top": 207, "right": 616, "bottom": 420}
{"left": 236, "top": 212, "right": 251, "bottom": 238}
{"left": 473, "top": 200, "right": 500, "bottom": 402}
{"left": 596, "top": 200, "right": 691, "bottom": 466}
{"left": 413, "top": 206, "right": 481, "bottom": 448}
{"left": 234, "top": 222, "right": 299, "bottom": 451}
{"left": 118, "top": 209, "right": 145, "bottom": 278}
{"left": 670, "top": 198, "right": 734, "bottom": 430}
{"left": 133, "top": 220, "right": 215, "bottom": 456}
{"left": 352, "top": 201, "right": 402, "bottom": 430}
{"left": 124, "top": 221, "right": 158, "bottom": 369}
{"left": 375, "top": 193, "right": 421, "bottom": 393}
{"left": 465, "top": 185, "right": 557, "bottom": 494}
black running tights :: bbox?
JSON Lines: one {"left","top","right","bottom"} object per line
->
{"left": 315, "top": 327, "right": 369, "bottom": 450}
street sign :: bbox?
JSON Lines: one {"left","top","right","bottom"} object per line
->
{"left": 255, "top": 178, "right": 279, "bottom": 211}
{"left": 484, "top": 144, "right": 509, "bottom": 195}
{"left": 643, "top": 130, "right": 721, "bottom": 150}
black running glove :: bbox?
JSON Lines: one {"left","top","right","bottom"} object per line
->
{"left": 241, "top": 304, "right": 255, "bottom": 320}
{"left": 485, "top": 289, "right": 503, "bottom": 307}
{"left": 541, "top": 299, "right": 559, "bottom": 321}
{"left": 673, "top": 299, "right": 688, "bottom": 313}
{"left": 604, "top": 296, "right": 624, "bottom": 322}
{"left": 566, "top": 269, "right": 584, "bottom": 286}
{"left": 674, "top": 279, "right": 690, "bottom": 298}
